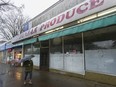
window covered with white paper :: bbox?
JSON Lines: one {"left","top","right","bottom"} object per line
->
{"left": 84, "top": 26, "right": 116, "bottom": 76}
{"left": 50, "top": 37, "right": 64, "bottom": 70}
{"left": 32, "top": 43, "right": 40, "bottom": 67}
{"left": 64, "top": 34, "right": 85, "bottom": 75}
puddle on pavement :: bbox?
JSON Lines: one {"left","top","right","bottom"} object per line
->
{"left": 15, "top": 72, "right": 22, "bottom": 80}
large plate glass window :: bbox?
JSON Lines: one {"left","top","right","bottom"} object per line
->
{"left": 50, "top": 37, "right": 63, "bottom": 70}
{"left": 84, "top": 25, "right": 116, "bottom": 76}
{"left": 64, "top": 33, "right": 85, "bottom": 75}
{"left": 32, "top": 42, "right": 40, "bottom": 67}
{"left": 24, "top": 44, "right": 32, "bottom": 56}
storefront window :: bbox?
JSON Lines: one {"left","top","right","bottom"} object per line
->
{"left": 50, "top": 37, "right": 62, "bottom": 53}
{"left": 32, "top": 43, "right": 40, "bottom": 54}
{"left": 64, "top": 34, "right": 82, "bottom": 54}
{"left": 32, "top": 42, "right": 40, "bottom": 67}
{"left": 63, "top": 34, "right": 85, "bottom": 75}
{"left": 84, "top": 26, "right": 116, "bottom": 76}
{"left": 14, "top": 47, "right": 22, "bottom": 59}
{"left": 13, "top": 47, "right": 22, "bottom": 66}
{"left": 24, "top": 44, "right": 32, "bottom": 56}
{"left": 24, "top": 44, "right": 40, "bottom": 67}
{"left": 50, "top": 37, "right": 63, "bottom": 70}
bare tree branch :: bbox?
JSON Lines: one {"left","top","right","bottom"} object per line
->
{"left": 0, "top": 0, "right": 29, "bottom": 43}
{"left": 0, "top": 7, "right": 29, "bottom": 42}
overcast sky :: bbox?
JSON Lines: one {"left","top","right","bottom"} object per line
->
{"left": 11, "top": 0, "right": 59, "bottom": 18}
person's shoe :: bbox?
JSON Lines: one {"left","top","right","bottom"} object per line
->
{"left": 29, "top": 80, "right": 32, "bottom": 84}
{"left": 24, "top": 81, "right": 26, "bottom": 85}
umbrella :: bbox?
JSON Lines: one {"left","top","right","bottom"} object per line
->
{"left": 19, "top": 55, "right": 35, "bottom": 63}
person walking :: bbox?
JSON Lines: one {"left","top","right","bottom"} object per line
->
{"left": 23, "top": 58, "right": 33, "bottom": 85}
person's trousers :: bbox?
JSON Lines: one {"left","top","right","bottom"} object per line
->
{"left": 24, "top": 71, "right": 32, "bottom": 80}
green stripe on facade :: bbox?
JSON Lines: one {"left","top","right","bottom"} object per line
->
{"left": 13, "top": 43, "right": 23, "bottom": 47}
{"left": 38, "top": 14, "right": 116, "bottom": 41}
{"left": 13, "top": 38, "right": 37, "bottom": 47}
{"left": 23, "top": 38, "right": 37, "bottom": 45}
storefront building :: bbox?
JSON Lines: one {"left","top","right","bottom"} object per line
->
{"left": 11, "top": 0, "right": 116, "bottom": 85}
{"left": 12, "top": 38, "right": 40, "bottom": 68}
{"left": 0, "top": 42, "right": 13, "bottom": 63}
{"left": 0, "top": 44, "right": 6, "bottom": 63}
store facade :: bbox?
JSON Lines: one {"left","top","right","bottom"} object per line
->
{"left": 0, "top": 42, "right": 13, "bottom": 63}
{"left": 12, "top": 38, "right": 40, "bottom": 68}
{"left": 0, "top": 44, "right": 6, "bottom": 63}
{"left": 11, "top": 0, "right": 116, "bottom": 85}
{"left": 23, "top": 42, "right": 40, "bottom": 69}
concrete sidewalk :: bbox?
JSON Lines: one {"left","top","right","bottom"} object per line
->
{"left": 0, "top": 63, "right": 116, "bottom": 87}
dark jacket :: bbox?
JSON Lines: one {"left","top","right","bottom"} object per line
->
{"left": 23, "top": 60, "right": 33, "bottom": 72}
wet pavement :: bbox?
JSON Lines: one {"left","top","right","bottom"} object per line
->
{"left": 0, "top": 63, "right": 116, "bottom": 87}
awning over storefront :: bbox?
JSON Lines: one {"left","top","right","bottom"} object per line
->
{"left": 23, "top": 38, "right": 37, "bottom": 45}
{"left": 38, "top": 14, "right": 116, "bottom": 41}
{"left": 13, "top": 38, "right": 37, "bottom": 47}
{"left": 13, "top": 43, "right": 23, "bottom": 47}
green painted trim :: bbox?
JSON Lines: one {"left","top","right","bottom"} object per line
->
{"left": 39, "top": 14, "right": 116, "bottom": 41}
{"left": 13, "top": 38, "right": 37, "bottom": 47}
{"left": 13, "top": 43, "right": 23, "bottom": 47}
{"left": 23, "top": 38, "right": 37, "bottom": 45}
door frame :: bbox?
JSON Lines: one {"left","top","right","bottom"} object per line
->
{"left": 40, "top": 47, "right": 49, "bottom": 71}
